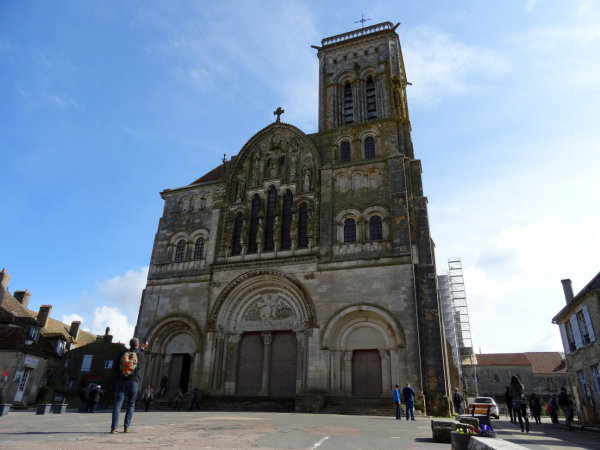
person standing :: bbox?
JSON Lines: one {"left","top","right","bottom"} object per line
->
{"left": 159, "top": 375, "right": 168, "bottom": 397}
{"left": 529, "top": 393, "right": 542, "bottom": 424}
{"left": 558, "top": 387, "right": 573, "bottom": 430}
{"left": 142, "top": 384, "right": 154, "bottom": 412}
{"left": 402, "top": 383, "right": 416, "bottom": 421}
{"left": 393, "top": 385, "right": 402, "bottom": 420}
{"left": 110, "top": 337, "right": 147, "bottom": 433}
{"left": 504, "top": 386, "right": 514, "bottom": 422}
{"left": 88, "top": 384, "right": 104, "bottom": 413}
{"left": 453, "top": 388, "right": 464, "bottom": 415}
{"left": 189, "top": 388, "right": 201, "bottom": 410}
{"left": 173, "top": 387, "right": 184, "bottom": 410}
{"left": 509, "top": 375, "right": 529, "bottom": 433}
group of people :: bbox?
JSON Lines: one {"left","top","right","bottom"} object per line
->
{"left": 392, "top": 383, "right": 417, "bottom": 420}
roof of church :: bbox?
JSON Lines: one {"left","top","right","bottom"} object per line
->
{"left": 190, "top": 164, "right": 223, "bottom": 185}
{"left": 475, "top": 352, "right": 566, "bottom": 374}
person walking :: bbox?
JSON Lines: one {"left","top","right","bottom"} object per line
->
{"left": 529, "top": 393, "right": 542, "bottom": 424}
{"left": 142, "top": 384, "right": 154, "bottom": 412}
{"left": 453, "top": 388, "right": 464, "bottom": 415}
{"left": 549, "top": 393, "right": 559, "bottom": 424}
{"left": 110, "top": 337, "right": 147, "bottom": 434}
{"left": 402, "top": 383, "right": 416, "bottom": 421}
{"left": 393, "top": 385, "right": 402, "bottom": 420}
{"left": 509, "top": 375, "right": 529, "bottom": 433}
{"left": 504, "top": 386, "right": 514, "bottom": 422}
{"left": 189, "top": 388, "right": 201, "bottom": 410}
{"left": 558, "top": 387, "right": 573, "bottom": 430}
{"left": 159, "top": 375, "right": 168, "bottom": 397}
{"left": 173, "top": 387, "right": 184, "bottom": 410}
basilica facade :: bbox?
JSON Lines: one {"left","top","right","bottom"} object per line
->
{"left": 134, "top": 21, "right": 451, "bottom": 415}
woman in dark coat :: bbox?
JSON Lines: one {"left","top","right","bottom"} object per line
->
{"left": 529, "top": 393, "right": 542, "bottom": 424}
{"left": 509, "top": 375, "right": 530, "bottom": 432}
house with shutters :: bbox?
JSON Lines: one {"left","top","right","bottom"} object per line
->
{"left": 553, "top": 273, "right": 600, "bottom": 423}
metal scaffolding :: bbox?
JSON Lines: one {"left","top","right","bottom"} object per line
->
{"left": 447, "top": 257, "right": 478, "bottom": 397}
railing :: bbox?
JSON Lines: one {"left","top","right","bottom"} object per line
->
{"left": 321, "top": 22, "right": 396, "bottom": 46}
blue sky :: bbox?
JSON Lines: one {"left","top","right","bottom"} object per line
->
{"left": 2, "top": 0, "right": 599, "bottom": 352}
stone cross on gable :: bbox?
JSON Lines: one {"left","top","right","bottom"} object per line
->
{"left": 273, "top": 106, "right": 285, "bottom": 122}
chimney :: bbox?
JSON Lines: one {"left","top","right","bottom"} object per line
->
{"left": 0, "top": 268, "right": 10, "bottom": 290}
{"left": 561, "top": 279, "right": 574, "bottom": 303}
{"left": 37, "top": 305, "right": 52, "bottom": 328}
{"left": 69, "top": 321, "right": 81, "bottom": 340}
{"left": 14, "top": 289, "right": 31, "bottom": 308}
{"left": 102, "top": 326, "right": 113, "bottom": 343}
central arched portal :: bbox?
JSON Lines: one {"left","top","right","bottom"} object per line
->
{"left": 210, "top": 270, "right": 314, "bottom": 396}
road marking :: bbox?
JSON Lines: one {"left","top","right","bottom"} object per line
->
{"left": 311, "top": 436, "right": 330, "bottom": 449}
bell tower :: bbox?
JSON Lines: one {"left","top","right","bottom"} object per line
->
{"left": 313, "top": 21, "right": 414, "bottom": 158}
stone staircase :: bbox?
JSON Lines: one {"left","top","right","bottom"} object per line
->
{"left": 318, "top": 396, "right": 396, "bottom": 416}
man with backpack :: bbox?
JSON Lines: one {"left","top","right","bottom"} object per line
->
{"left": 110, "top": 337, "right": 147, "bottom": 434}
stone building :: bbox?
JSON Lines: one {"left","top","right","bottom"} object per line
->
{"left": 134, "top": 21, "right": 451, "bottom": 415}
{"left": 553, "top": 274, "right": 600, "bottom": 423}
{"left": 466, "top": 352, "right": 567, "bottom": 405}
{"left": 0, "top": 269, "right": 96, "bottom": 406}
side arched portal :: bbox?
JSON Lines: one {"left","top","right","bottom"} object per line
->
{"left": 322, "top": 304, "right": 405, "bottom": 397}
{"left": 144, "top": 315, "right": 202, "bottom": 395}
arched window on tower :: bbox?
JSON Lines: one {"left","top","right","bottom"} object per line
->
{"left": 264, "top": 186, "right": 277, "bottom": 251}
{"left": 340, "top": 140, "right": 351, "bottom": 162}
{"left": 344, "top": 218, "right": 357, "bottom": 243}
{"left": 366, "top": 77, "right": 377, "bottom": 119}
{"left": 174, "top": 239, "right": 186, "bottom": 261}
{"left": 193, "top": 237, "right": 205, "bottom": 259}
{"left": 343, "top": 83, "right": 353, "bottom": 124}
{"left": 248, "top": 195, "right": 261, "bottom": 253}
{"left": 281, "top": 190, "right": 293, "bottom": 250}
{"left": 298, "top": 202, "right": 308, "bottom": 248}
{"left": 369, "top": 216, "right": 383, "bottom": 240}
{"left": 232, "top": 212, "right": 243, "bottom": 255}
{"left": 364, "top": 136, "right": 375, "bottom": 159}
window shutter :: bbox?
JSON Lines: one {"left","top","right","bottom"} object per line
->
{"left": 559, "top": 323, "right": 571, "bottom": 355}
{"left": 570, "top": 314, "right": 584, "bottom": 349}
{"left": 583, "top": 305, "right": 596, "bottom": 342}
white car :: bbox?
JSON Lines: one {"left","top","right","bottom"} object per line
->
{"left": 468, "top": 397, "right": 500, "bottom": 419}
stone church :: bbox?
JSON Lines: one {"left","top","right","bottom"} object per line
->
{"left": 134, "top": 21, "right": 451, "bottom": 416}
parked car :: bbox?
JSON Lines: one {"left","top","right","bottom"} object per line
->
{"left": 468, "top": 397, "right": 500, "bottom": 419}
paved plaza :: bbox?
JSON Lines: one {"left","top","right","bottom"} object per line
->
{"left": 1, "top": 410, "right": 599, "bottom": 449}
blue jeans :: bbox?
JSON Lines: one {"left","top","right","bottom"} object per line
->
{"left": 405, "top": 401, "right": 415, "bottom": 420}
{"left": 111, "top": 380, "right": 138, "bottom": 430}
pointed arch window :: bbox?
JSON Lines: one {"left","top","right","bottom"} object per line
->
{"left": 369, "top": 216, "right": 383, "bottom": 240}
{"left": 365, "top": 136, "right": 375, "bottom": 159}
{"left": 248, "top": 195, "right": 261, "bottom": 253}
{"left": 298, "top": 202, "right": 308, "bottom": 248}
{"left": 193, "top": 237, "right": 205, "bottom": 259}
{"left": 281, "top": 190, "right": 293, "bottom": 250}
{"left": 232, "top": 213, "right": 243, "bottom": 255}
{"left": 344, "top": 218, "right": 357, "bottom": 243}
{"left": 343, "top": 83, "right": 353, "bottom": 124}
{"left": 366, "top": 77, "right": 377, "bottom": 119}
{"left": 174, "top": 239, "right": 186, "bottom": 261}
{"left": 340, "top": 141, "right": 351, "bottom": 162}
{"left": 264, "top": 186, "right": 277, "bottom": 251}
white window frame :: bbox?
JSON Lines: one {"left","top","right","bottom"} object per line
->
{"left": 81, "top": 354, "right": 93, "bottom": 372}
{"left": 104, "top": 360, "right": 114, "bottom": 369}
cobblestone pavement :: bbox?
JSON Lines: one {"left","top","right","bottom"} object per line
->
{"left": 0, "top": 410, "right": 598, "bottom": 449}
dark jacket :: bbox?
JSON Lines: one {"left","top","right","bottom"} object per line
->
{"left": 402, "top": 385, "right": 416, "bottom": 403}
{"left": 115, "top": 347, "right": 146, "bottom": 383}
{"left": 453, "top": 391, "right": 463, "bottom": 406}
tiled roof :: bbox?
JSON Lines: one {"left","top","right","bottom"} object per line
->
{"left": 190, "top": 164, "right": 224, "bottom": 185}
{"left": 475, "top": 352, "right": 566, "bottom": 374}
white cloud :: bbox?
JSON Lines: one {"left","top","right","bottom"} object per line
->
{"left": 61, "top": 313, "right": 84, "bottom": 325}
{"left": 74, "top": 267, "right": 148, "bottom": 344}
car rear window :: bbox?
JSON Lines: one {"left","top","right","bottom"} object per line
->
{"left": 475, "top": 398, "right": 493, "bottom": 403}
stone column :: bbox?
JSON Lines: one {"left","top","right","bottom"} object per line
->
{"left": 224, "top": 334, "right": 241, "bottom": 395}
{"left": 295, "top": 331, "right": 307, "bottom": 394}
{"left": 379, "top": 349, "right": 391, "bottom": 397}
{"left": 259, "top": 332, "right": 273, "bottom": 395}
{"left": 343, "top": 351, "right": 353, "bottom": 395}
{"left": 211, "top": 332, "right": 225, "bottom": 391}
